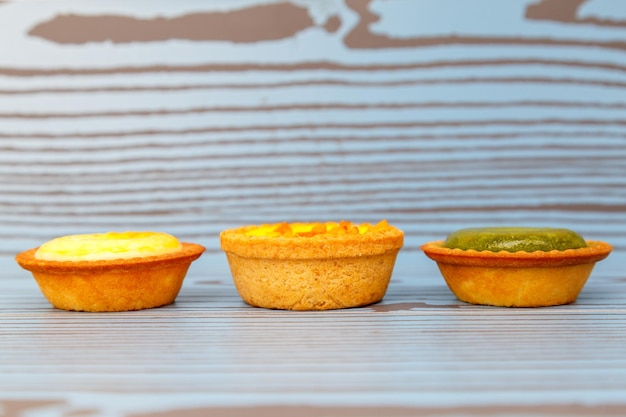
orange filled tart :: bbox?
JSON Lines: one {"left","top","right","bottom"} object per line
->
{"left": 220, "top": 220, "right": 404, "bottom": 310}
{"left": 15, "top": 231, "right": 205, "bottom": 312}
{"left": 421, "top": 227, "right": 612, "bottom": 307}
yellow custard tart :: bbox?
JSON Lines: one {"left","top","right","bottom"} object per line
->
{"left": 220, "top": 220, "right": 404, "bottom": 310}
{"left": 421, "top": 227, "right": 612, "bottom": 307}
{"left": 15, "top": 231, "right": 205, "bottom": 312}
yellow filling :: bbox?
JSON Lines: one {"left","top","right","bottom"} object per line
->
{"left": 34, "top": 231, "right": 182, "bottom": 262}
{"left": 243, "top": 220, "right": 391, "bottom": 238}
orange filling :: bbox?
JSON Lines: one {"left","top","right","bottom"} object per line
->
{"left": 244, "top": 220, "right": 392, "bottom": 238}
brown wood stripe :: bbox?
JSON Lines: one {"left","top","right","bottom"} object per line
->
{"left": 2, "top": 139, "right": 623, "bottom": 158}
{"left": 2, "top": 194, "right": 621, "bottom": 215}
{"left": 128, "top": 403, "right": 626, "bottom": 417}
{"left": 2, "top": 58, "right": 626, "bottom": 77}
{"left": 2, "top": 213, "right": 621, "bottom": 229}
{"left": 1, "top": 152, "right": 623, "bottom": 173}
{"left": 1, "top": 101, "right": 626, "bottom": 119}
{"left": 3, "top": 172, "right": 623, "bottom": 194}
{"left": 18, "top": 0, "right": 626, "bottom": 54}
{"left": 2, "top": 76, "right": 626, "bottom": 95}
{"left": 27, "top": 3, "right": 323, "bottom": 44}
{"left": 344, "top": 0, "right": 626, "bottom": 51}
{"left": 3, "top": 131, "right": 625, "bottom": 149}
{"left": 3, "top": 119, "right": 626, "bottom": 139}
{"left": 2, "top": 192, "right": 623, "bottom": 212}
{"left": 526, "top": 0, "right": 626, "bottom": 28}
{"left": 3, "top": 155, "right": 621, "bottom": 176}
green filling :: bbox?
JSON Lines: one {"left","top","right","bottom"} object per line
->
{"left": 444, "top": 227, "right": 588, "bottom": 252}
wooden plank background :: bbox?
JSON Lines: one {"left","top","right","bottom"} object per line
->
{"left": 0, "top": 0, "right": 625, "bottom": 416}
{"left": 1, "top": 0, "right": 625, "bottom": 256}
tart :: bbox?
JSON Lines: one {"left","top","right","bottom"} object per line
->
{"left": 15, "top": 231, "right": 205, "bottom": 312}
{"left": 421, "top": 227, "right": 612, "bottom": 307}
{"left": 220, "top": 220, "right": 404, "bottom": 310}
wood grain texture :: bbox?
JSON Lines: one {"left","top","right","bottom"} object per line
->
{"left": 1, "top": 0, "right": 625, "bottom": 415}
{"left": 1, "top": 251, "right": 625, "bottom": 416}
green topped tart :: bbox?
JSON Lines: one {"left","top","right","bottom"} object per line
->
{"left": 421, "top": 226, "right": 612, "bottom": 307}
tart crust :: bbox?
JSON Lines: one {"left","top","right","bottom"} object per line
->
{"left": 16, "top": 242, "right": 205, "bottom": 312}
{"left": 220, "top": 223, "right": 404, "bottom": 310}
{"left": 421, "top": 240, "right": 612, "bottom": 307}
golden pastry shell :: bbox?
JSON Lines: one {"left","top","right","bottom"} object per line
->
{"left": 420, "top": 240, "right": 612, "bottom": 308}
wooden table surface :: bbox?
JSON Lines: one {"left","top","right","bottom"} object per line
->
{"left": 0, "top": 248, "right": 625, "bottom": 417}
{"left": 1, "top": 0, "right": 626, "bottom": 415}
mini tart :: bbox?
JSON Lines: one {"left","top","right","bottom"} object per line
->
{"left": 220, "top": 220, "right": 404, "bottom": 310}
{"left": 16, "top": 237, "right": 205, "bottom": 312}
{"left": 421, "top": 240, "right": 612, "bottom": 307}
